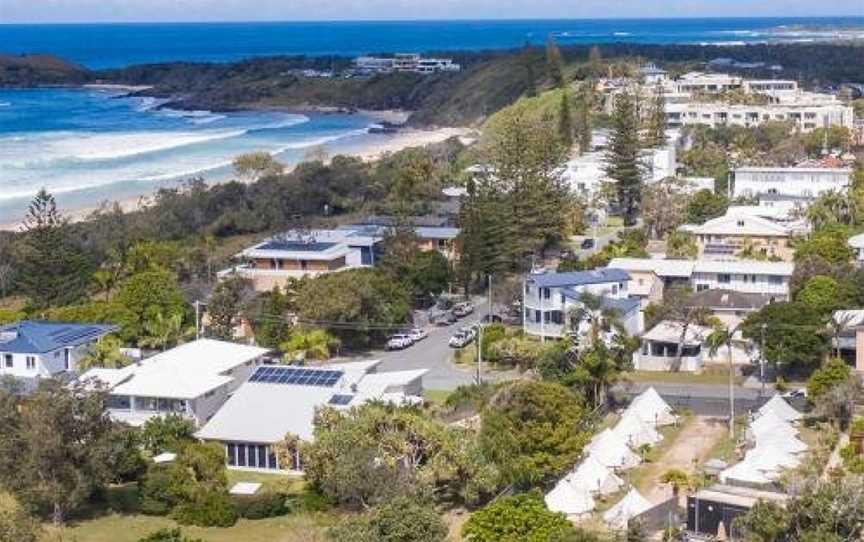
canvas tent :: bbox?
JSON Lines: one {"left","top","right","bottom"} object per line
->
{"left": 629, "top": 387, "right": 677, "bottom": 426}
{"left": 748, "top": 411, "right": 796, "bottom": 441}
{"left": 569, "top": 455, "right": 625, "bottom": 496}
{"left": 545, "top": 477, "right": 596, "bottom": 518}
{"left": 587, "top": 429, "right": 642, "bottom": 470}
{"left": 613, "top": 411, "right": 663, "bottom": 448}
{"left": 603, "top": 488, "right": 653, "bottom": 530}
{"left": 757, "top": 395, "right": 802, "bottom": 422}
{"left": 744, "top": 447, "right": 800, "bottom": 472}
{"left": 753, "top": 432, "right": 808, "bottom": 454}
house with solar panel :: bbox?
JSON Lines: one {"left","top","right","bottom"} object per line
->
{"left": 78, "top": 339, "right": 270, "bottom": 427}
{"left": 195, "top": 360, "right": 427, "bottom": 471}
{"left": 0, "top": 320, "right": 118, "bottom": 389}
{"left": 523, "top": 269, "right": 642, "bottom": 341}
{"left": 219, "top": 220, "right": 460, "bottom": 292}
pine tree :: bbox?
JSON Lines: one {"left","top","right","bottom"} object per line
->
{"left": 605, "top": 92, "right": 643, "bottom": 227}
{"left": 558, "top": 90, "right": 573, "bottom": 150}
{"left": 588, "top": 45, "right": 603, "bottom": 78}
{"left": 545, "top": 36, "right": 564, "bottom": 88}
{"left": 644, "top": 85, "right": 668, "bottom": 148}
{"left": 522, "top": 42, "right": 538, "bottom": 98}
{"left": 575, "top": 86, "right": 592, "bottom": 155}
{"left": 17, "top": 189, "right": 92, "bottom": 309}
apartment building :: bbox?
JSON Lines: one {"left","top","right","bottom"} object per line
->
{"left": 665, "top": 100, "right": 853, "bottom": 132}
{"left": 733, "top": 166, "right": 851, "bottom": 200}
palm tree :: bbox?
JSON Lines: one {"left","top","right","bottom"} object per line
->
{"left": 829, "top": 312, "right": 856, "bottom": 358}
{"left": 141, "top": 311, "right": 188, "bottom": 351}
{"left": 78, "top": 336, "right": 128, "bottom": 371}
{"left": 706, "top": 323, "right": 737, "bottom": 439}
{"left": 660, "top": 468, "right": 692, "bottom": 501}
{"left": 569, "top": 292, "right": 622, "bottom": 349}
{"left": 281, "top": 329, "right": 341, "bottom": 363}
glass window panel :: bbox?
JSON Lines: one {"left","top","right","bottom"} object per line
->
{"left": 237, "top": 444, "right": 247, "bottom": 467}
{"left": 227, "top": 444, "right": 237, "bottom": 466}
{"left": 257, "top": 446, "right": 267, "bottom": 468}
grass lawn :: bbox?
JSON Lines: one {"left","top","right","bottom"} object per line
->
{"left": 623, "top": 370, "right": 745, "bottom": 387}
{"left": 225, "top": 470, "right": 306, "bottom": 494}
{"left": 46, "top": 512, "right": 335, "bottom": 542}
{"left": 704, "top": 416, "right": 745, "bottom": 464}
{"left": 626, "top": 415, "right": 693, "bottom": 493}
{"left": 424, "top": 389, "right": 452, "bottom": 404}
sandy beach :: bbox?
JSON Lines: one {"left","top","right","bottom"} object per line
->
{"left": 0, "top": 124, "right": 473, "bottom": 232}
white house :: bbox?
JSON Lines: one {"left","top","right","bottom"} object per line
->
{"left": 80, "top": 339, "right": 270, "bottom": 427}
{"left": 691, "top": 260, "right": 793, "bottom": 298}
{"left": 681, "top": 213, "right": 801, "bottom": 261}
{"left": 733, "top": 166, "right": 851, "bottom": 200}
{"left": 0, "top": 321, "right": 117, "bottom": 388}
{"left": 523, "top": 269, "right": 642, "bottom": 340}
{"left": 849, "top": 233, "right": 864, "bottom": 266}
{"left": 196, "top": 360, "right": 426, "bottom": 471}
{"left": 634, "top": 320, "right": 752, "bottom": 372}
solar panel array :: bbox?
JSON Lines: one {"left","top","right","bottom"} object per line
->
{"left": 50, "top": 327, "right": 103, "bottom": 344}
{"left": 328, "top": 394, "right": 354, "bottom": 406}
{"left": 249, "top": 366, "right": 343, "bottom": 387}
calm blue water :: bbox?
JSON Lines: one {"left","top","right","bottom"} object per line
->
{"left": 0, "top": 88, "right": 379, "bottom": 221}
{"left": 0, "top": 18, "right": 862, "bottom": 69}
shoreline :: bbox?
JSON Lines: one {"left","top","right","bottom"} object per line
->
{"left": 0, "top": 124, "right": 473, "bottom": 232}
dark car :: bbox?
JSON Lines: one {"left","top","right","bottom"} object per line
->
{"left": 433, "top": 311, "right": 458, "bottom": 326}
{"left": 481, "top": 314, "right": 503, "bottom": 323}
{"left": 580, "top": 238, "right": 596, "bottom": 250}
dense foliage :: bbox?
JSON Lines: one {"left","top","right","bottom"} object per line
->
{"left": 462, "top": 492, "right": 575, "bottom": 542}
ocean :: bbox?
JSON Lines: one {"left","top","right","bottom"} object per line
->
{"left": 0, "top": 88, "right": 379, "bottom": 222}
{"left": 1, "top": 18, "right": 863, "bottom": 69}
{"left": 1, "top": 17, "right": 862, "bottom": 222}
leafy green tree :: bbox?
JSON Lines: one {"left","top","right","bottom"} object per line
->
{"left": 605, "top": 92, "right": 642, "bottom": 226}
{"left": 741, "top": 302, "right": 829, "bottom": 375}
{"left": 644, "top": 86, "right": 667, "bottom": 148}
{"left": 545, "top": 36, "right": 565, "bottom": 88}
{"left": 479, "top": 380, "right": 588, "bottom": 486}
{"left": 794, "top": 225, "right": 854, "bottom": 265}
{"left": 138, "top": 529, "right": 203, "bottom": 542}
{"left": 206, "top": 274, "right": 253, "bottom": 340}
{"left": 140, "top": 414, "right": 196, "bottom": 455}
{"left": 281, "top": 328, "right": 341, "bottom": 362}
{"left": 327, "top": 496, "right": 448, "bottom": 542}
{"left": 641, "top": 177, "right": 691, "bottom": 239}
{"left": 462, "top": 492, "right": 575, "bottom": 542}
{"left": 666, "top": 231, "right": 698, "bottom": 259}
{"left": 253, "top": 286, "right": 292, "bottom": 348}
{"left": 295, "top": 268, "right": 411, "bottom": 348}
{"left": 679, "top": 142, "right": 729, "bottom": 193}
{"left": 796, "top": 275, "right": 854, "bottom": 315}
{"left": 405, "top": 250, "right": 452, "bottom": 305}
{"left": 733, "top": 500, "right": 790, "bottom": 542}
{"left": 0, "top": 381, "right": 129, "bottom": 525}
{"left": 115, "top": 269, "right": 188, "bottom": 345}
{"left": 684, "top": 189, "right": 728, "bottom": 225}
{"left": 15, "top": 189, "right": 93, "bottom": 308}
{"left": 141, "top": 310, "right": 189, "bottom": 352}
{"left": 232, "top": 152, "right": 285, "bottom": 182}
{"left": 78, "top": 335, "right": 128, "bottom": 371}
{"left": 660, "top": 469, "right": 692, "bottom": 499}
{"left": 807, "top": 358, "right": 852, "bottom": 400}
{"left": 0, "top": 491, "right": 41, "bottom": 542}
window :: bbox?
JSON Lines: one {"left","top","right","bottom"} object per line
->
{"left": 696, "top": 284, "right": 709, "bottom": 292}
{"left": 25, "top": 356, "right": 36, "bottom": 370}
{"left": 3, "top": 355, "right": 11, "bottom": 368}
{"left": 257, "top": 446, "right": 267, "bottom": 468}
{"left": 64, "top": 349, "right": 71, "bottom": 371}
{"left": 718, "top": 274, "right": 731, "bottom": 284}
{"left": 237, "top": 444, "right": 247, "bottom": 467}
{"left": 137, "top": 397, "right": 158, "bottom": 411}
{"left": 227, "top": 444, "right": 237, "bottom": 466}
{"left": 768, "top": 275, "right": 784, "bottom": 285}
{"left": 535, "top": 310, "right": 541, "bottom": 323}
{"left": 612, "top": 285, "right": 619, "bottom": 295}
{"left": 107, "top": 395, "right": 131, "bottom": 410}
{"left": 543, "top": 288, "right": 551, "bottom": 300}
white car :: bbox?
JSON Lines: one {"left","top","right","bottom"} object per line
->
{"left": 386, "top": 334, "right": 414, "bottom": 350}
{"left": 408, "top": 328, "right": 428, "bottom": 342}
{"left": 449, "top": 331, "right": 474, "bottom": 348}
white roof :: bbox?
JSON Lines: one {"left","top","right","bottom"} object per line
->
{"left": 743, "top": 447, "right": 801, "bottom": 472}
{"left": 757, "top": 395, "right": 802, "bottom": 422}
{"left": 613, "top": 411, "right": 662, "bottom": 448}
{"left": 628, "top": 387, "right": 677, "bottom": 426}
{"left": 849, "top": 233, "right": 864, "bottom": 249}
{"left": 196, "top": 361, "right": 426, "bottom": 443}
{"left": 603, "top": 488, "right": 653, "bottom": 530}
{"left": 545, "top": 478, "right": 596, "bottom": 516}
{"left": 833, "top": 309, "right": 864, "bottom": 329}
{"left": 81, "top": 339, "right": 270, "bottom": 399}
{"left": 750, "top": 410, "right": 796, "bottom": 436}
{"left": 152, "top": 452, "right": 177, "bottom": 464}
{"left": 607, "top": 258, "right": 694, "bottom": 278}
{"left": 692, "top": 260, "right": 794, "bottom": 276}
{"left": 753, "top": 431, "right": 808, "bottom": 454}
{"left": 685, "top": 214, "right": 792, "bottom": 237}
{"left": 641, "top": 321, "right": 711, "bottom": 345}
{"left": 567, "top": 455, "right": 624, "bottom": 496}
{"left": 587, "top": 429, "right": 642, "bottom": 470}
{"left": 719, "top": 460, "right": 773, "bottom": 485}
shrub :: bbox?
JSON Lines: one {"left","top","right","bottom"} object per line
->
{"left": 232, "top": 492, "right": 289, "bottom": 519}
{"left": 138, "top": 528, "right": 203, "bottom": 542}
{"left": 172, "top": 488, "right": 238, "bottom": 528}
{"left": 139, "top": 464, "right": 181, "bottom": 516}
{"left": 291, "top": 488, "right": 333, "bottom": 513}
{"left": 102, "top": 484, "right": 140, "bottom": 514}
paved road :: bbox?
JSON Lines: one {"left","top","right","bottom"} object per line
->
{"left": 614, "top": 381, "right": 780, "bottom": 417}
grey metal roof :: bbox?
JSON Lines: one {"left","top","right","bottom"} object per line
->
{"left": 258, "top": 241, "right": 338, "bottom": 252}
{"left": 529, "top": 268, "right": 630, "bottom": 288}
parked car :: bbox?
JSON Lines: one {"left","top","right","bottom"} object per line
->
{"left": 453, "top": 302, "right": 475, "bottom": 317}
{"left": 386, "top": 334, "right": 414, "bottom": 350}
{"left": 581, "top": 238, "right": 596, "bottom": 250}
{"left": 432, "top": 311, "right": 458, "bottom": 326}
{"left": 408, "top": 328, "right": 428, "bottom": 342}
{"left": 481, "top": 313, "right": 503, "bottom": 323}
{"left": 448, "top": 333, "right": 471, "bottom": 348}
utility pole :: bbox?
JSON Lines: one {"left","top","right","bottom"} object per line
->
{"left": 728, "top": 334, "right": 735, "bottom": 440}
{"left": 760, "top": 323, "right": 767, "bottom": 396}
{"left": 194, "top": 300, "right": 206, "bottom": 341}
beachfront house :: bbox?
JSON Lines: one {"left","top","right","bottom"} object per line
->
{"left": 79, "top": 339, "right": 270, "bottom": 427}
{"left": 221, "top": 220, "right": 460, "bottom": 292}
{"left": 0, "top": 320, "right": 118, "bottom": 388}
{"left": 686, "top": 289, "right": 776, "bottom": 331}
{"left": 680, "top": 213, "right": 800, "bottom": 261}
{"left": 732, "top": 166, "right": 851, "bottom": 201}
{"left": 523, "top": 269, "right": 642, "bottom": 341}
{"left": 196, "top": 360, "right": 426, "bottom": 471}
{"left": 634, "top": 320, "right": 753, "bottom": 372}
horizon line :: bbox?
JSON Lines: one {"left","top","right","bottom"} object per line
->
{"left": 2, "top": 14, "right": 864, "bottom": 25}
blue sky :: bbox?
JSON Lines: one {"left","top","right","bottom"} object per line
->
{"left": 1, "top": 0, "right": 862, "bottom": 23}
